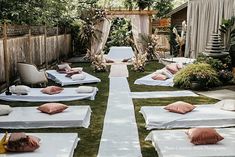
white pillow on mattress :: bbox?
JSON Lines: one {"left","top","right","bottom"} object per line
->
{"left": 0, "top": 104, "right": 13, "bottom": 116}
{"left": 58, "top": 63, "right": 71, "bottom": 70}
{"left": 215, "top": 99, "right": 235, "bottom": 111}
{"left": 71, "top": 73, "right": 86, "bottom": 81}
{"left": 9, "top": 85, "right": 31, "bottom": 94}
{"left": 75, "top": 86, "right": 94, "bottom": 93}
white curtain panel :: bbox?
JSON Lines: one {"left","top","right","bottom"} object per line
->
{"left": 185, "top": 0, "right": 235, "bottom": 58}
{"left": 91, "top": 18, "right": 112, "bottom": 55}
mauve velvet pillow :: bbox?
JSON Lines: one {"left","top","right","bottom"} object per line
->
{"left": 41, "top": 86, "right": 64, "bottom": 95}
{"left": 37, "top": 103, "right": 68, "bottom": 114}
{"left": 151, "top": 73, "right": 167, "bottom": 80}
{"left": 186, "top": 128, "right": 224, "bottom": 145}
{"left": 164, "top": 101, "right": 196, "bottom": 114}
{"left": 166, "top": 63, "right": 179, "bottom": 74}
{"left": 6, "top": 133, "right": 40, "bottom": 152}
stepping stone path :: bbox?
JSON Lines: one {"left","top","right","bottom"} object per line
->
{"left": 97, "top": 64, "right": 142, "bottom": 157}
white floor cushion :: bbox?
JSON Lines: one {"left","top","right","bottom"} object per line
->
{"left": 134, "top": 72, "right": 174, "bottom": 87}
{"left": 0, "top": 106, "right": 91, "bottom": 129}
{"left": 0, "top": 133, "right": 79, "bottom": 157}
{"left": 0, "top": 87, "right": 98, "bottom": 102}
{"left": 140, "top": 104, "right": 235, "bottom": 130}
{"left": 47, "top": 70, "right": 101, "bottom": 86}
{"left": 146, "top": 128, "right": 235, "bottom": 157}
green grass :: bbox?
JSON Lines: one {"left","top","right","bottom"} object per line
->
{"left": 128, "top": 61, "right": 219, "bottom": 157}
{"left": 0, "top": 61, "right": 221, "bottom": 157}
{"left": 0, "top": 63, "right": 110, "bottom": 157}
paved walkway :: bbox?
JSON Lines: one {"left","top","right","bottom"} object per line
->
{"left": 97, "top": 64, "right": 142, "bottom": 157}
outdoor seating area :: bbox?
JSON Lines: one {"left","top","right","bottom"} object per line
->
{"left": 1, "top": 0, "right": 235, "bottom": 157}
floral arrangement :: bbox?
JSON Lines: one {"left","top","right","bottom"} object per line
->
{"left": 132, "top": 48, "right": 147, "bottom": 72}
{"left": 88, "top": 49, "right": 107, "bottom": 72}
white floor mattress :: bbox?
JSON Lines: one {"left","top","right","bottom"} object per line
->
{"left": 140, "top": 105, "right": 235, "bottom": 130}
{"left": 0, "top": 87, "right": 98, "bottom": 102}
{"left": 47, "top": 70, "right": 101, "bottom": 86}
{"left": 134, "top": 72, "right": 174, "bottom": 87}
{"left": 0, "top": 133, "right": 79, "bottom": 157}
{"left": 106, "top": 46, "right": 134, "bottom": 61}
{"left": 146, "top": 128, "right": 235, "bottom": 157}
{"left": 0, "top": 106, "right": 91, "bottom": 129}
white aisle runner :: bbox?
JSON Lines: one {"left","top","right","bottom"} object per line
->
{"left": 98, "top": 65, "right": 142, "bottom": 157}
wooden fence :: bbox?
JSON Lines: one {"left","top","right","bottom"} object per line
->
{"left": 0, "top": 24, "right": 72, "bottom": 85}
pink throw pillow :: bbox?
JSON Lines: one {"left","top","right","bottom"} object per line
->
{"left": 164, "top": 101, "right": 196, "bottom": 114}
{"left": 186, "top": 128, "right": 224, "bottom": 145}
{"left": 6, "top": 133, "right": 40, "bottom": 152}
{"left": 151, "top": 73, "right": 167, "bottom": 80}
{"left": 166, "top": 63, "right": 179, "bottom": 74}
{"left": 37, "top": 103, "right": 68, "bottom": 114}
{"left": 41, "top": 86, "right": 63, "bottom": 95}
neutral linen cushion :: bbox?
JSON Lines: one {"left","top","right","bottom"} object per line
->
{"left": 166, "top": 63, "right": 179, "bottom": 74}
{"left": 71, "top": 73, "right": 86, "bottom": 81}
{"left": 41, "top": 86, "right": 64, "bottom": 95}
{"left": 0, "top": 104, "right": 13, "bottom": 116}
{"left": 164, "top": 101, "right": 196, "bottom": 114}
{"left": 37, "top": 103, "right": 68, "bottom": 114}
{"left": 9, "top": 85, "right": 31, "bottom": 95}
{"left": 75, "top": 86, "right": 95, "bottom": 93}
{"left": 186, "top": 128, "right": 224, "bottom": 145}
{"left": 151, "top": 73, "right": 167, "bottom": 80}
{"left": 215, "top": 99, "right": 235, "bottom": 111}
{"left": 57, "top": 63, "right": 71, "bottom": 70}
{"left": 6, "top": 133, "right": 40, "bottom": 152}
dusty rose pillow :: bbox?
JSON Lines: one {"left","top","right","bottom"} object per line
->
{"left": 65, "top": 69, "right": 81, "bottom": 77}
{"left": 37, "top": 103, "right": 68, "bottom": 114}
{"left": 186, "top": 128, "right": 224, "bottom": 145}
{"left": 164, "top": 101, "right": 196, "bottom": 114}
{"left": 41, "top": 86, "right": 64, "bottom": 95}
{"left": 151, "top": 73, "right": 167, "bottom": 80}
{"left": 166, "top": 63, "right": 179, "bottom": 74}
{"left": 6, "top": 133, "right": 40, "bottom": 152}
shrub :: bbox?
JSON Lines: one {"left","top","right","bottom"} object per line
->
{"left": 174, "top": 63, "right": 222, "bottom": 89}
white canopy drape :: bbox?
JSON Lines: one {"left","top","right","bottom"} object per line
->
{"left": 90, "top": 14, "right": 150, "bottom": 56}
{"left": 185, "top": 0, "right": 235, "bottom": 58}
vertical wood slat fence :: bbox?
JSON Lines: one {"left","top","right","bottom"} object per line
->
{"left": 0, "top": 24, "right": 71, "bottom": 86}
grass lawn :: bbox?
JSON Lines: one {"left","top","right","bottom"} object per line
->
{"left": 0, "top": 61, "right": 220, "bottom": 157}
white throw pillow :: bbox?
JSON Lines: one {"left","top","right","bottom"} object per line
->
{"left": 71, "top": 73, "right": 86, "bottom": 81}
{"left": 75, "top": 86, "right": 94, "bottom": 93}
{"left": 215, "top": 99, "right": 235, "bottom": 111}
{"left": 9, "top": 85, "right": 31, "bottom": 94}
{"left": 0, "top": 104, "right": 13, "bottom": 116}
{"left": 58, "top": 63, "right": 71, "bottom": 70}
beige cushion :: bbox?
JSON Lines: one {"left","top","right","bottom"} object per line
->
{"left": 164, "top": 101, "right": 196, "bottom": 114}
{"left": 215, "top": 99, "right": 235, "bottom": 111}
{"left": 71, "top": 73, "right": 86, "bottom": 81}
{"left": 0, "top": 104, "right": 13, "bottom": 116}
{"left": 37, "top": 103, "right": 68, "bottom": 114}
{"left": 57, "top": 63, "right": 71, "bottom": 70}
{"left": 156, "top": 68, "right": 173, "bottom": 78}
{"left": 186, "top": 128, "right": 224, "bottom": 145}
{"left": 9, "top": 85, "right": 31, "bottom": 94}
{"left": 75, "top": 86, "right": 95, "bottom": 93}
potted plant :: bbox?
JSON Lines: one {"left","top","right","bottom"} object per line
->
{"left": 220, "top": 16, "right": 235, "bottom": 75}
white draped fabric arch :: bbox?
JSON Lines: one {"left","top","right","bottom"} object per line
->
{"left": 185, "top": 0, "right": 235, "bottom": 58}
{"left": 91, "top": 14, "right": 150, "bottom": 55}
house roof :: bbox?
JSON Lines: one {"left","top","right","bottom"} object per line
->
{"left": 166, "top": 2, "right": 188, "bottom": 17}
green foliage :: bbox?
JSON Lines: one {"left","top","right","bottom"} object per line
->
{"left": 153, "top": 0, "right": 174, "bottom": 18}
{"left": 104, "top": 18, "right": 132, "bottom": 53}
{"left": 134, "top": 0, "right": 154, "bottom": 10}
{"left": 174, "top": 63, "right": 222, "bottom": 89}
